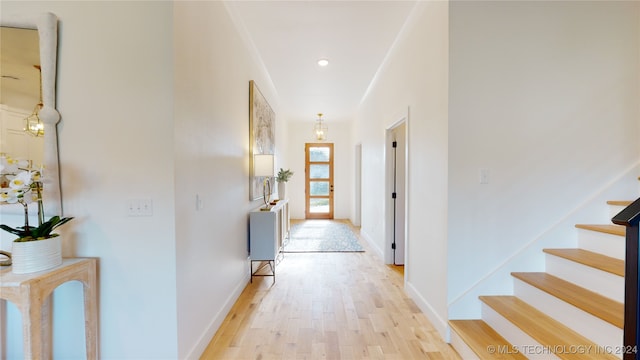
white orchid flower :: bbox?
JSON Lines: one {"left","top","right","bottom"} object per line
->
{"left": 8, "top": 171, "right": 33, "bottom": 190}
{"left": 0, "top": 191, "right": 11, "bottom": 203}
{"left": 0, "top": 156, "right": 19, "bottom": 174}
{"left": 0, "top": 189, "right": 21, "bottom": 204}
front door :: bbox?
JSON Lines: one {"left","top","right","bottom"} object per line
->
{"left": 305, "top": 143, "right": 334, "bottom": 219}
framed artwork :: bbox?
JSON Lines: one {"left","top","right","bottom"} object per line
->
{"left": 249, "top": 80, "right": 275, "bottom": 201}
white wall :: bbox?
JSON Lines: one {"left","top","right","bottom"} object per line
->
{"left": 173, "top": 2, "right": 280, "bottom": 358}
{"left": 285, "top": 119, "right": 353, "bottom": 220}
{"left": 1, "top": 1, "right": 279, "bottom": 359}
{"left": 1, "top": 1, "right": 178, "bottom": 358}
{"left": 3, "top": 0, "right": 635, "bottom": 357}
{"left": 354, "top": 1, "right": 450, "bottom": 337}
{"left": 448, "top": 1, "right": 640, "bottom": 319}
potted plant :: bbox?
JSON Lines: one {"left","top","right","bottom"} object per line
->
{"left": 0, "top": 156, "right": 73, "bottom": 274}
{"left": 276, "top": 168, "right": 293, "bottom": 200}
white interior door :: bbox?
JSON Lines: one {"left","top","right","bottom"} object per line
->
{"left": 392, "top": 123, "right": 406, "bottom": 265}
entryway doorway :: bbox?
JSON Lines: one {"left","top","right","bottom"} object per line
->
{"left": 305, "top": 143, "right": 334, "bottom": 219}
{"left": 385, "top": 114, "right": 408, "bottom": 266}
{"left": 354, "top": 143, "right": 362, "bottom": 227}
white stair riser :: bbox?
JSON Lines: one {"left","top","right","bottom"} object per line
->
{"left": 577, "top": 229, "right": 625, "bottom": 260}
{"left": 481, "top": 303, "right": 560, "bottom": 360}
{"left": 449, "top": 328, "right": 480, "bottom": 360}
{"left": 545, "top": 254, "right": 624, "bottom": 303}
{"left": 513, "top": 279, "right": 623, "bottom": 355}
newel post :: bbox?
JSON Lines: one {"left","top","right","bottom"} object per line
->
{"left": 612, "top": 198, "right": 640, "bottom": 360}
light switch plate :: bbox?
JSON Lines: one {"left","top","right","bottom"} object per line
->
{"left": 127, "top": 199, "right": 153, "bottom": 216}
{"left": 480, "top": 168, "right": 490, "bottom": 184}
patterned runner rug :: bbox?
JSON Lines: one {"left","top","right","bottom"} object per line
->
{"left": 284, "top": 220, "right": 364, "bottom": 252}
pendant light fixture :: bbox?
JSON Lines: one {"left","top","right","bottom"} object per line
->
{"left": 313, "top": 113, "right": 328, "bottom": 141}
{"left": 24, "top": 65, "right": 44, "bottom": 137}
{"left": 24, "top": 103, "right": 44, "bottom": 137}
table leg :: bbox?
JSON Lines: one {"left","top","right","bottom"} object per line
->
{"left": 41, "top": 296, "right": 53, "bottom": 359}
{"left": 0, "top": 299, "right": 6, "bottom": 359}
{"left": 23, "top": 293, "right": 42, "bottom": 360}
{"left": 84, "top": 262, "right": 99, "bottom": 359}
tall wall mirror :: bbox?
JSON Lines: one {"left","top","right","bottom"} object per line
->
{"left": 0, "top": 12, "right": 62, "bottom": 217}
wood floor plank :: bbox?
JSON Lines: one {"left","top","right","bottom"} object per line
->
{"left": 200, "top": 219, "right": 460, "bottom": 359}
{"left": 543, "top": 248, "right": 624, "bottom": 276}
{"left": 511, "top": 272, "right": 623, "bottom": 328}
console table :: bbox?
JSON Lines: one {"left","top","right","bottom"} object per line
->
{"left": 249, "top": 199, "right": 290, "bottom": 282}
{"left": 0, "top": 257, "right": 98, "bottom": 359}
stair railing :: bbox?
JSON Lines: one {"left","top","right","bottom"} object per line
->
{"left": 612, "top": 197, "right": 640, "bottom": 360}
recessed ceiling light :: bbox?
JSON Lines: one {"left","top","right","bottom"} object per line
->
{"left": 317, "top": 59, "right": 329, "bottom": 67}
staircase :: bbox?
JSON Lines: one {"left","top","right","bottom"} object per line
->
{"left": 449, "top": 198, "right": 630, "bottom": 359}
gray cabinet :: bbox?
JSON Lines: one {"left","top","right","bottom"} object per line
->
{"left": 249, "top": 199, "right": 289, "bottom": 281}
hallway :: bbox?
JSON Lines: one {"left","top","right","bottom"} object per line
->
{"left": 201, "top": 221, "right": 460, "bottom": 359}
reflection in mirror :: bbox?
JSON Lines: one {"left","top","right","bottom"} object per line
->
{"left": 1, "top": 26, "right": 44, "bottom": 168}
{"left": 0, "top": 13, "right": 61, "bottom": 217}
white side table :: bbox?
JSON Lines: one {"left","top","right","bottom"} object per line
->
{"left": 249, "top": 199, "right": 289, "bottom": 282}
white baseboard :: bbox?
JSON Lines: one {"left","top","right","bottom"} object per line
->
{"left": 359, "top": 228, "right": 384, "bottom": 260}
{"left": 405, "top": 281, "right": 448, "bottom": 340}
{"left": 185, "top": 271, "right": 251, "bottom": 359}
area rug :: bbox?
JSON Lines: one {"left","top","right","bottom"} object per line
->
{"left": 284, "top": 221, "right": 364, "bottom": 252}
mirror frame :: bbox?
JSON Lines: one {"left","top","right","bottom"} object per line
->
{"left": 1, "top": 12, "right": 62, "bottom": 217}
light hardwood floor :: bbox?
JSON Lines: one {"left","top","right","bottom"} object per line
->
{"left": 201, "top": 220, "right": 460, "bottom": 360}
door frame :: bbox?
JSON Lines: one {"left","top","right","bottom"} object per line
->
{"left": 305, "top": 143, "right": 334, "bottom": 219}
{"left": 354, "top": 143, "right": 362, "bottom": 227}
{"left": 385, "top": 109, "right": 409, "bottom": 269}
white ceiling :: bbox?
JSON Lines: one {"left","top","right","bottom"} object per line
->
{"left": 226, "top": 1, "right": 417, "bottom": 123}
{"left": 1, "top": 2, "right": 417, "bottom": 123}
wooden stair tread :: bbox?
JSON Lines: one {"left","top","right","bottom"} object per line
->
{"left": 511, "top": 272, "right": 623, "bottom": 328}
{"left": 449, "top": 320, "right": 526, "bottom": 359}
{"left": 480, "top": 296, "right": 618, "bottom": 360}
{"left": 575, "top": 224, "right": 625, "bottom": 236}
{"left": 543, "top": 248, "right": 624, "bottom": 277}
{"left": 607, "top": 200, "right": 633, "bottom": 206}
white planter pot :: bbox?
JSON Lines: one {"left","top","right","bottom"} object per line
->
{"left": 11, "top": 235, "right": 62, "bottom": 274}
{"left": 278, "top": 182, "right": 287, "bottom": 200}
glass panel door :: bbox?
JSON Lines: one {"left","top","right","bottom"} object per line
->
{"left": 305, "top": 143, "right": 334, "bottom": 219}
